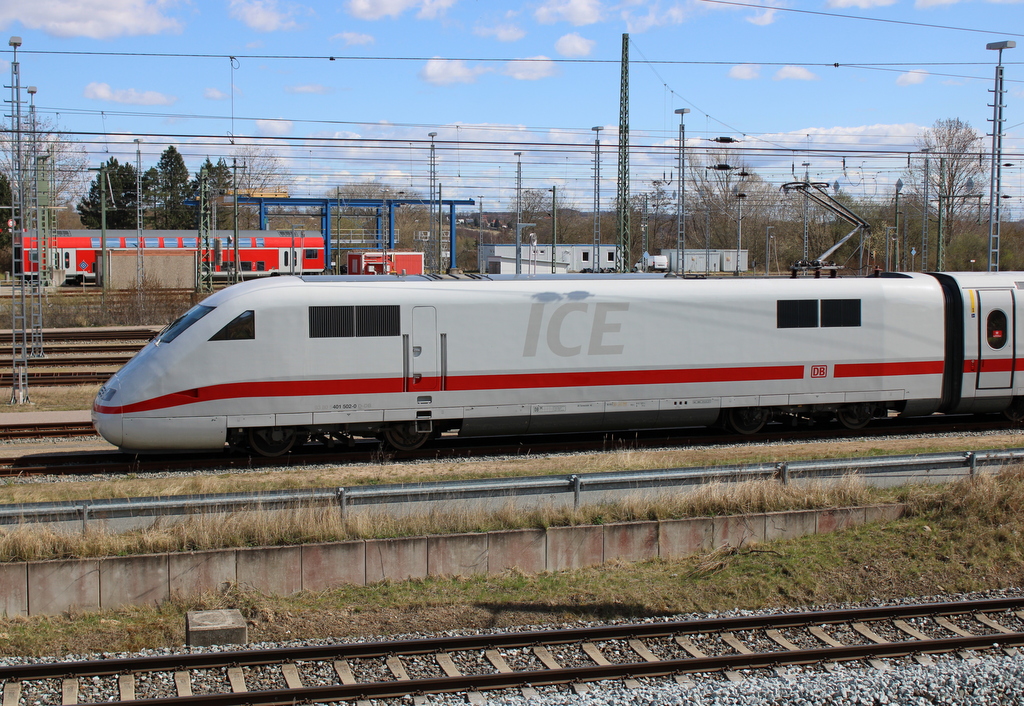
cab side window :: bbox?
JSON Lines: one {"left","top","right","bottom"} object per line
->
{"left": 210, "top": 310, "right": 255, "bottom": 341}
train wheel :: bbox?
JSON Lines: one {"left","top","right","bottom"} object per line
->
{"left": 382, "top": 423, "right": 432, "bottom": 451}
{"left": 1005, "top": 397, "right": 1024, "bottom": 423}
{"left": 247, "top": 427, "right": 301, "bottom": 457}
{"left": 727, "top": 407, "right": 768, "bottom": 435}
{"left": 837, "top": 404, "right": 873, "bottom": 430}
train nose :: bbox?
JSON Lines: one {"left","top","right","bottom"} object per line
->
{"left": 91, "top": 377, "right": 124, "bottom": 447}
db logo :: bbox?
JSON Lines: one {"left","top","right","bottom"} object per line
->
{"left": 810, "top": 365, "right": 828, "bottom": 378}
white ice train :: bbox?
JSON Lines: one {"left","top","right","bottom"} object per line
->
{"left": 91, "top": 271, "right": 1024, "bottom": 456}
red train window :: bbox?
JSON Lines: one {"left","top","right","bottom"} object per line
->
{"left": 987, "top": 310, "right": 1008, "bottom": 349}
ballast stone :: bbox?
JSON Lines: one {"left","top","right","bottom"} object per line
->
{"left": 186, "top": 609, "right": 248, "bottom": 646}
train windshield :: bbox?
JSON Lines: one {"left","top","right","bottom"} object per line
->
{"left": 155, "top": 305, "right": 215, "bottom": 345}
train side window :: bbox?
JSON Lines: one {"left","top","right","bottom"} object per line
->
{"left": 210, "top": 310, "right": 255, "bottom": 341}
{"left": 987, "top": 310, "right": 1008, "bottom": 349}
{"left": 821, "top": 299, "right": 861, "bottom": 327}
{"left": 777, "top": 300, "right": 818, "bottom": 328}
{"left": 64, "top": 253, "right": 70, "bottom": 269}
{"left": 256, "top": 262, "right": 265, "bottom": 271}
{"left": 305, "top": 249, "right": 317, "bottom": 259}
{"left": 240, "top": 261, "right": 253, "bottom": 272}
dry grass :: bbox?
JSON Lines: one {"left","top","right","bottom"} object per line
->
{"left": 0, "top": 476, "right": 886, "bottom": 562}
{"left": 0, "top": 385, "right": 103, "bottom": 413}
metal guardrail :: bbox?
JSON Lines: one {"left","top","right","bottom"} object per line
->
{"left": 3, "top": 449, "right": 1023, "bottom": 532}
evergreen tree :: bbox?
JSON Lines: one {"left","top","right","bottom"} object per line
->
{"left": 154, "top": 145, "right": 194, "bottom": 229}
{"left": 76, "top": 157, "right": 139, "bottom": 230}
{"left": 193, "top": 157, "right": 235, "bottom": 229}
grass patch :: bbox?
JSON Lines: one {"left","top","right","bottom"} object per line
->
{"left": 5, "top": 468, "right": 1024, "bottom": 657}
{"left": 0, "top": 477, "right": 882, "bottom": 562}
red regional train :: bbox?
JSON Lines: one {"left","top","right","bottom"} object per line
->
{"left": 20, "top": 230, "right": 327, "bottom": 284}
{"left": 93, "top": 270, "right": 1024, "bottom": 457}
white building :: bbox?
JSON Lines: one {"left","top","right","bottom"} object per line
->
{"left": 479, "top": 244, "right": 620, "bottom": 274}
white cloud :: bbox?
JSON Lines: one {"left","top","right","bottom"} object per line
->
{"left": 746, "top": 8, "right": 776, "bottom": 25}
{"left": 620, "top": 4, "right": 687, "bottom": 32}
{"left": 896, "top": 70, "right": 929, "bottom": 86}
{"left": 503, "top": 56, "right": 557, "bottom": 81}
{"left": 204, "top": 87, "right": 228, "bottom": 100}
{"left": 827, "top": 0, "right": 897, "bottom": 6}
{"left": 256, "top": 118, "right": 294, "bottom": 136}
{"left": 83, "top": 82, "right": 176, "bottom": 105}
{"left": 228, "top": 0, "right": 303, "bottom": 32}
{"left": 555, "top": 32, "right": 595, "bottom": 57}
{"left": 774, "top": 66, "right": 819, "bottom": 81}
{"left": 332, "top": 31, "right": 374, "bottom": 45}
{"left": 0, "top": 0, "right": 182, "bottom": 39}
{"left": 419, "top": 58, "right": 490, "bottom": 85}
{"left": 285, "top": 84, "right": 332, "bottom": 94}
{"left": 535, "top": 0, "right": 603, "bottom": 26}
{"left": 474, "top": 24, "right": 526, "bottom": 42}
{"left": 729, "top": 64, "right": 760, "bottom": 80}
{"left": 345, "top": 0, "right": 456, "bottom": 20}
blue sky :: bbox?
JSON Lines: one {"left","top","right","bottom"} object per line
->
{"left": 1, "top": 0, "right": 1021, "bottom": 213}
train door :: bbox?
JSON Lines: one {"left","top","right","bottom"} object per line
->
{"left": 410, "top": 306, "right": 439, "bottom": 392}
{"left": 975, "top": 289, "right": 1016, "bottom": 390}
{"left": 282, "top": 249, "right": 303, "bottom": 274}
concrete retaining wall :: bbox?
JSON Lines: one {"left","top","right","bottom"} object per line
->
{"left": 1, "top": 504, "right": 905, "bottom": 616}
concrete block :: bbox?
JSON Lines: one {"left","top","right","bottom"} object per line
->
{"left": 0, "top": 562, "right": 28, "bottom": 617}
{"left": 604, "top": 522, "right": 659, "bottom": 563}
{"left": 169, "top": 550, "right": 237, "bottom": 598}
{"left": 658, "top": 518, "right": 713, "bottom": 559}
{"left": 428, "top": 533, "right": 488, "bottom": 577}
{"left": 487, "top": 529, "right": 546, "bottom": 575}
{"left": 764, "top": 510, "right": 818, "bottom": 542}
{"left": 713, "top": 514, "right": 767, "bottom": 549}
{"left": 817, "top": 507, "right": 867, "bottom": 535}
{"left": 186, "top": 609, "right": 248, "bottom": 646}
{"left": 27, "top": 559, "right": 100, "bottom": 616}
{"left": 863, "top": 504, "right": 906, "bottom": 524}
{"left": 302, "top": 541, "right": 366, "bottom": 590}
{"left": 100, "top": 555, "right": 169, "bottom": 609}
{"left": 237, "top": 546, "right": 302, "bottom": 596}
{"left": 365, "top": 537, "right": 428, "bottom": 584}
{"left": 546, "top": 525, "right": 604, "bottom": 572}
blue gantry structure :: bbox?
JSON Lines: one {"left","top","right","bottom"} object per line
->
{"left": 234, "top": 195, "right": 477, "bottom": 270}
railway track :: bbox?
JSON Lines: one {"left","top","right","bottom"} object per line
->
{"left": 0, "top": 414, "right": 1018, "bottom": 477}
{"left": 1, "top": 597, "right": 1022, "bottom": 705}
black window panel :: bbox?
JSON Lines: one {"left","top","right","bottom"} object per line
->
{"left": 210, "top": 310, "right": 255, "bottom": 341}
{"left": 821, "top": 299, "right": 861, "bottom": 327}
{"left": 777, "top": 300, "right": 819, "bottom": 328}
{"left": 309, "top": 306, "right": 355, "bottom": 338}
{"left": 356, "top": 305, "right": 400, "bottom": 337}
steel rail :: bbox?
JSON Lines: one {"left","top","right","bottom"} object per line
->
{"left": 0, "top": 598, "right": 1022, "bottom": 704}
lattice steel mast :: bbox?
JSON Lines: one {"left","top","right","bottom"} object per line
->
{"left": 615, "top": 33, "right": 630, "bottom": 273}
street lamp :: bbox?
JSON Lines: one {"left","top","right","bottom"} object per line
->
{"left": 765, "top": 225, "right": 774, "bottom": 276}
{"left": 428, "top": 132, "right": 437, "bottom": 273}
{"left": 987, "top": 39, "right": 1015, "bottom": 271}
{"left": 894, "top": 178, "right": 904, "bottom": 270}
{"left": 549, "top": 186, "right": 557, "bottom": 274}
{"left": 733, "top": 185, "right": 746, "bottom": 276}
{"left": 514, "top": 152, "right": 523, "bottom": 273}
{"left": 675, "top": 108, "right": 690, "bottom": 275}
{"left": 591, "top": 126, "right": 603, "bottom": 272}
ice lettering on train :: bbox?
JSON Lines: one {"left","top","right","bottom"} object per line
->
{"left": 523, "top": 302, "right": 629, "bottom": 357}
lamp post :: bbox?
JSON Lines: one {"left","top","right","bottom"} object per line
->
{"left": 987, "top": 40, "right": 1015, "bottom": 271}
{"left": 477, "top": 195, "right": 484, "bottom": 274}
{"left": 514, "top": 151, "right": 523, "bottom": 274}
{"left": 894, "top": 178, "right": 904, "bottom": 270}
{"left": 733, "top": 186, "right": 746, "bottom": 276}
{"left": 428, "top": 132, "right": 437, "bottom": 273}
{"left": 674, "top": 108, "right": 689, "bottom": 275}
{"left": 921, "top": 148, "right": 931, "bottom": 272}
{"left": 550, "top": 186, "right": 557, "bottom": 274}
{"left": 591, "top": 126, "right": 602, "bottom": 272}
{"left": 765, "top": 225, "right": 773, "bottom": 276}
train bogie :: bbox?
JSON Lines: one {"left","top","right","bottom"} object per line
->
{"left": 92, "top": 271, "right": 1024, "bottom": 456}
